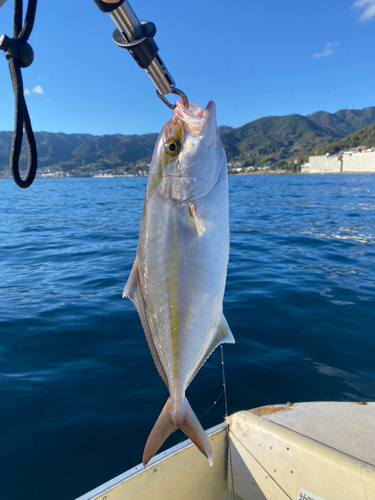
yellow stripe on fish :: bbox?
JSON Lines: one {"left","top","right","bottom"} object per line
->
{"left": 169, "top": 209, "right": 179, "bottom": 380}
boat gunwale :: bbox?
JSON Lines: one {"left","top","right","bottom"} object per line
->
{"left": 75, "top": 422, "right": 227, "bottom": 500}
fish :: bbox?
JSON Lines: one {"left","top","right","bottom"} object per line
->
{"left": 123, "top": 100, "right": 234, "bottom": 467}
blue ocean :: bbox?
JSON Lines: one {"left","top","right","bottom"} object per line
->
{"left": 1, "top": 174, "right": 374, "bottom": 500}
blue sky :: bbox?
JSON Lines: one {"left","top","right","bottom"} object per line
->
{"left": 1, "top": 0, "right": 375, "bottom": 135}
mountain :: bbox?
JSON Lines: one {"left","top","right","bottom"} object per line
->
{"left": 0, "top": 131, "right": 92, "bottom": 169}
{"left": 220, "top": 114, "right": 331, "bottom": 162}
{"left": 218, "top": 125, "right": 234, "bottom": 134}
{"left": 1, "top": 106, "right": 375, "bottom": 176}
{"left": 306, "top": 111, "right": 353, "bottom": 137}
{"left": 0, "top": 131, "right": 158, "bottom": 175}
{"left": 307, "top": 106, "right": 375, "bottom": 138}
{"left": 221, "top": 106, "right": 375, "bottom": 167}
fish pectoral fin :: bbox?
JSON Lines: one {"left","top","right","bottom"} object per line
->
{"left": 123, "top": 259, "right": 168, "bottom": 387}
{"left": 194, "top": 215, "right": 205, "bottom": 237}
{"left": 189, "top": 203, "right": 205, "bottom": 237}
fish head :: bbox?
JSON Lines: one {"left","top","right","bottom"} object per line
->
{"left": 150, "top": 100, "right": 226, "bottom": 202}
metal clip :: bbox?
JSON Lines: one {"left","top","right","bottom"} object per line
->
{"left": 156, "top": 88, "right": 189, "bottom": 111}
{"left": 94, "top": 0, "right": 189, "bottom": 111}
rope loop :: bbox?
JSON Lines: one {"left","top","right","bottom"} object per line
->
{"left": 0, "top": 0, "right": 38, "bottom": 188}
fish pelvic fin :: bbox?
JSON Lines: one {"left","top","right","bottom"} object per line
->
{"left": 143, "top": 396, "right": 213, "bottom": 468}
{"left": 123, "top": 259, "right": 168, "bottom": 386}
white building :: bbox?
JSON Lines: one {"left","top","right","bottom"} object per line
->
{"left": 342, "top": 150, "right": 375, "bottom": 172}
{"left": 309, "top": 155, "right": 342, "bottom": 173}
{"left": 307, "top": 150, "right": 375, "bottom": 173}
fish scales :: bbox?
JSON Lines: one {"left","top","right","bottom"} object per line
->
{"left": 124, "top": 100, "right": 234, "bottom": 467}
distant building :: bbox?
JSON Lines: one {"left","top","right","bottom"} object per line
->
{"left": 309, "top": 155, "right": 342, "bottom": 173}
{"left": 305, "top": 149, "right": 375, "bottom": 173}
{"left": 342, "top": 150, "right": 375, "bottom": 172}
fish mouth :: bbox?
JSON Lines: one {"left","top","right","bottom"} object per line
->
{"left": 173, "top": 101, "right": 217, "bottom": 139}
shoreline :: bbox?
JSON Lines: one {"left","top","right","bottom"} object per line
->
{"left": 1, "top": 171, "right": 375, "bottom": 180}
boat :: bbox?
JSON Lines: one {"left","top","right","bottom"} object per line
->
{"left": 76, "top": 401, "right": 375, "bottom": 500}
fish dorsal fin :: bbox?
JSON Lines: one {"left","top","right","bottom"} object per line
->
{"left": 123, "top": 259, "right": 168, "bottom": 387}
{"left": 215, "top": 313, "right": 235, "bottom": 347}
{"left": 186, "top": 312, "right": 235, "bottom": 387}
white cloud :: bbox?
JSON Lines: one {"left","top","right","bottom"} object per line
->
{"left": 32, "top": 85, "right": 44, "bottom": 94}
{"left": 352, "top": 0, "right": 375, "bottom": 20}
{"left": 312, "top": 42, "right": 339, "bottom": 59}
{"left": 24, "top": 89, "right": 30, "bottom": 95}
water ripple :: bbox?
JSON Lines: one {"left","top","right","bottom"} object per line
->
{"left": 0, "top": 174, "right": 374, "bottom": 500}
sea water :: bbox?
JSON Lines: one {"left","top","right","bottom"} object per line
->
{"left": 0, "top": 174, "right": 374, "bottom": 500}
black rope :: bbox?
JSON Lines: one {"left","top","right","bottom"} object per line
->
{"left": 0, "top": 0, "right": 38, "bottom": 188}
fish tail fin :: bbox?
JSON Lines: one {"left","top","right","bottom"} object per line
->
{"left": 180, "top": 397, "right": 214, "bottom": 467}
{"left": 142, "top": 397, "right": 213, "bottom": 468}
{"left": 142, "top": 398, "right": 177, "bottom": 468}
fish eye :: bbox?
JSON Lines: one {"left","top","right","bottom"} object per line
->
{"left": 166, "top": 139, "right": 181, "bottom": 156}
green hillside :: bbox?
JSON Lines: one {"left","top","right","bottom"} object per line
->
{"left": 221, "top": 106, "right": 375, "bottom": 169}
{"left": 0, "top": 131, "right": 158, "bottom": 176}
{"left": 220, "top": 114, "right": 331, "bottom": 166}
{"left": 315, "top": 122, "right": 375, "bottom": 156}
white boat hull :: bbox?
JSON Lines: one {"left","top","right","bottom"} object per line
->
{"left": 77, "top": 402, "right": 375, "bottom": 500}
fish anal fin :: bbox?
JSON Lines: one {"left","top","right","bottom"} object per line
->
{"left": 123, "top": 259, "right": 168, "bottom": 387}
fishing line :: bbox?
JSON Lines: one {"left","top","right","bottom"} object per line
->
{"left": 175, "top": 346, "right": 231, "bottom": 446}
{"left": 199, "top": 389, "right": 225, "bottom": 421}
{"left": 221, "top": 345, "right": 235, "bottom": 500}
{"left": 175, "top": 389, "right": 226, "bottom": 446}
{"left": 221, "top": 345, "right": 228, "bottom": 417}
{"left": 173, "top": 345, "right": 236, "bottom": 500}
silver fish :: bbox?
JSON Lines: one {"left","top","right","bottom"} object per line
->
{"left": 124, "top": 100, "right": 234, "bottom": 467}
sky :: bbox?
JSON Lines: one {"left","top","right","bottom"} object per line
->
{"left": 1, "top": 0, "right": 375, "bottom": 135}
